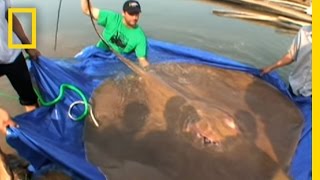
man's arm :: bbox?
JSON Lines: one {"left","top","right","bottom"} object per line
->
{"left": 11, "top": 14, "right": 41, "bottom": 60}
{"left": 81, "top": 0, "right": 100, "bottom": 20}
{"left": 260, "top": 53, "right": 294, "bottom": 75}
{"left": 12, "top": 14, "right": 30, "bottom": 45}
{"left": 135, "top": 37, "right": 149, "bottom": 69}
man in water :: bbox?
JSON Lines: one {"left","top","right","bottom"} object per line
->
{"left": 80, "top": 0, "right": 149, "bottom": 68}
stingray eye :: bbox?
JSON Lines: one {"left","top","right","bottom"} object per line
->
{"left": 196, "top": 132, "right": 202, "bottom": 138}
{"left": 224, "top": 118, "right": 236, "bottom": 129}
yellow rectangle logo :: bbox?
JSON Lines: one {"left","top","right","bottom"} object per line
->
{"left": 7, "top": 8, "right": 37, "bottom": 49}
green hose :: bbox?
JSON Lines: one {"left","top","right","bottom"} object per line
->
{"left": 34, "top": 83, "right": 89, "bottom": 121}
{"left": 19, "top": 57, "right": 88, "bottom": 120}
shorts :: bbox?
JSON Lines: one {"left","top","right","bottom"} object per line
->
{"left": 0, "top": 53, "right": 38, "bottom": 105}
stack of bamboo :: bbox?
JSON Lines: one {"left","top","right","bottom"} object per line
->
{"left": 211, "top": 0, "right": 312, "bottom": 31}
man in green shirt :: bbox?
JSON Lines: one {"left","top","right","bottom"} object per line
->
{"left": 80, "top": 0, "right": 149, "bottom": 68}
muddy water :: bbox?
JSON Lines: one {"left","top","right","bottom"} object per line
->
{"left": 85, "top": 63, "right": 303, "bottom": 180}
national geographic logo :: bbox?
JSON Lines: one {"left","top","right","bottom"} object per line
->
{"left": 7, "top": 8, "right": 37, "bottom": 49}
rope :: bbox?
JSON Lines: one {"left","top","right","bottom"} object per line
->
{"left": 54, "top": 0, "right": 63, "bottom": 51}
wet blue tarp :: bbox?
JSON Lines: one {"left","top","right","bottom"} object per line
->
{"left": 6, "top": 39, "right": 311, "bottom": 180}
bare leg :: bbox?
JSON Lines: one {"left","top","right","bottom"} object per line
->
{"left": 24, "top": 104, "right": 38, "bottom": 112}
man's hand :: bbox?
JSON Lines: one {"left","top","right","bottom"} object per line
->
{"left": 26, "top": 49, "right": 41, "bottom": 60}
{"left": 0, "top": 109, "right": 18, "bottom": 136}
{"left": 138, "top": 58, "right": 150, "bottom": 70}
{"left": 81, "top": 0, "right": 100, "bottom": 20}
{"left": 260, "top": 66, "right": 274, "bottom": 76}
{"left": 260, "top": 53, "right": 294, "bottom": 76}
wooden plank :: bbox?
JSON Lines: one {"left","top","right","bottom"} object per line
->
{"left": 212, "top": 9, "right": 278, "bottom": 21}
{"left": 278, "top": 16, "right": 310, "bottom": 26}
{"left": 212, "top": 9, "right": 308, "bottom": 26}
{"left": 267, "top": 0, "right": 309, "bottom": 9}
{"left": 216, "top": 0, "right": 311, "bottom": 22}
{"left": 241, "top": 0, "right": 311, "bottom": 22}
{"left": 284, "top": 0, "right": 310, "bottom": 6}
{"left": 212, "top": 9, "right": 301, "bottom": 30}
{"left": 267, "top": 0, "right": 309, "bottom": 12}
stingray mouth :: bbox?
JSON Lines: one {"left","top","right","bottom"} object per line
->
{"left": 196, "top": 130, "right": 221, "bottom": 146}
{"left": 185, "top": 123, "right": 222, "bottom": 147}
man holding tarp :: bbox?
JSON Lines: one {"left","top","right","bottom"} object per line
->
{"left": 261, "top": 25, "right": 312, "bottom": 97}
{"left": 0, "top": 0, "right": 41, "bottom": 112}
{"left": 80, "top": 0, "right": 150, "bottom": 68}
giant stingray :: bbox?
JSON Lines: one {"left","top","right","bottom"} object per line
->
{"left": 84, "top": 63, "right": 303, "bottom": 180}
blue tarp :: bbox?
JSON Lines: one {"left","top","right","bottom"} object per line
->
{"left": 6, "top": 39, "right": 311, "bottom": 180}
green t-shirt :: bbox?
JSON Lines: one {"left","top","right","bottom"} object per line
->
{"left": 96, "top": 10, "right": 147, "bottom": 58}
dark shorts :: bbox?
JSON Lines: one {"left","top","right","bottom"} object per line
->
{"left": 0, "top": 53, "right": 38, "bottom": 105}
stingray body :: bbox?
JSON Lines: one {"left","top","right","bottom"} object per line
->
{"left": 85, "top": 64, "right": 303, "bottom": 180}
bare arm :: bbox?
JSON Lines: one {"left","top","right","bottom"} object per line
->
{"left": 81, "top": 0, "right": 100, "bottom": 20}
{"left": 12, "top": 14, "right": 30, "bottom": 45}
{"left": 269, "top": 53, "right": 295, "bottom": 69}
{"left": 260, "top": 53, "right": 294, "bottom": 75}
{"left": 11, "top": 14, "right": 41, "bottom": 60}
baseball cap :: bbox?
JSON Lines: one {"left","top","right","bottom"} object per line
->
{"left": 123, "top": 0, "right": 141, "bottom": 14}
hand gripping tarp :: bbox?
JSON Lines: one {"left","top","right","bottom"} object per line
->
{"left": 6, "top": 39, "right": 311, "bottom": 180}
